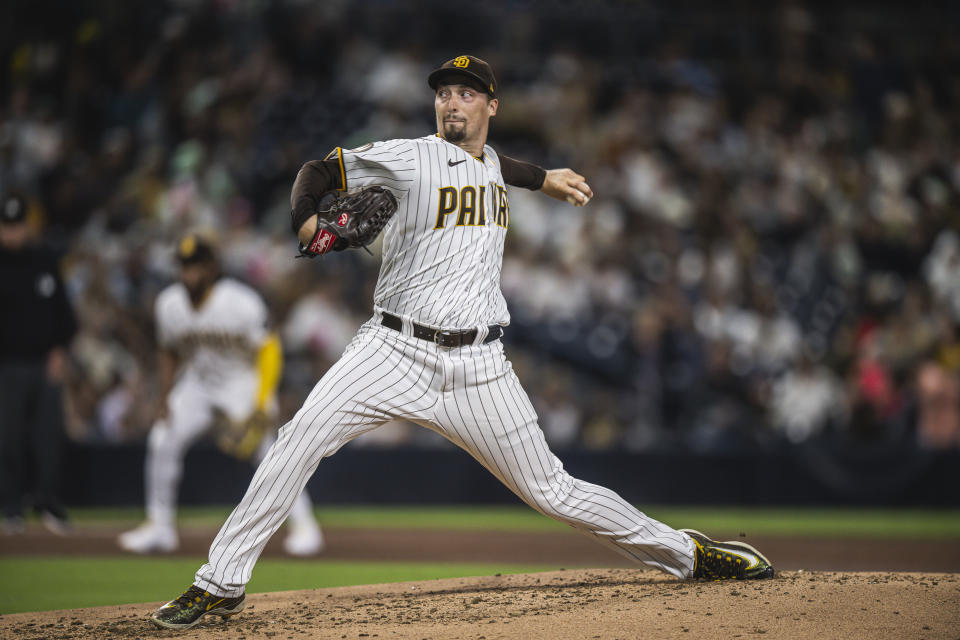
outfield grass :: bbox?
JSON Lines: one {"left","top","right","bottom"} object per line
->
{"left": 0, "top": 557, "right": 553, "bottom": 614}
{"left": 69, "top": 505, "right": 960, "bottom": 539}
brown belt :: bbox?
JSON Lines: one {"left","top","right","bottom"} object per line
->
{"left": 380, "top": 312, "right": 503, "bottom": 348}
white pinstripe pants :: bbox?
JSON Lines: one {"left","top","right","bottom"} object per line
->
{"left": 145, "top": 373, "right": 314, "bottom": 531}
{"left": 195, "top": 319, "right": 695, "bottom": 596}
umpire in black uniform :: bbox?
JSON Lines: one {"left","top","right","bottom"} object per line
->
{"left": 0, "top": 192, "right": 77, "bottom": 535}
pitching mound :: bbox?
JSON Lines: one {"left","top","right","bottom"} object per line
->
{"left": 1, "top": 569, "right": 957, "bottom": 639}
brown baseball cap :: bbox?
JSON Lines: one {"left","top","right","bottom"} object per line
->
{"left": 177, "top": 233, "right": 217, "bottom": 265}
{"left": 428, "top": 55, "right": 497, "bottom": 98}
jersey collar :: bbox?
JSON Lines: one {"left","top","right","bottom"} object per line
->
{"left": 434, "top": 133, "right": 485, "bottom": 162}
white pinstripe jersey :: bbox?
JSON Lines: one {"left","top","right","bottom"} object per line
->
{"left": 155, "top": 278, "right": 267, "bottom": 385}
{"left": 195, "top": 140, "right": 702, "bottom": 597}
{"left": 329, "top": 134, "right": 511, "bottom": 330}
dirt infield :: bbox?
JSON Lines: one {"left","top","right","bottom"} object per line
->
{"left": 1, "top": 569, "right": 958, "bottom": 639}
{"left": 3, "top": 526, "right": 959, "bottom": 638}
{"left": 3, "top": 524, "right": 960, "bottom": 572}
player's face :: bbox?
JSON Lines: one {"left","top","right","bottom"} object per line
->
{"left": 435, "top": 83, "right": 498, "bottom": 145}
{"left": 180, "top": 261, "right": 217, "bottom": 305}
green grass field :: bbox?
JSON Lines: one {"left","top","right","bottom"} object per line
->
{"left": 0, "top": 557, "right": 551, "bottom": 615}
{"left": 68, "top": 504, "right": 960, "bottom": 539}
{"left": 2, "top": 505, "right": 959, "bottom": 614}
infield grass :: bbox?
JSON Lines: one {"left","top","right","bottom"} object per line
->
{"left": 0, "top": 557, "right": 553, "bottom": 614}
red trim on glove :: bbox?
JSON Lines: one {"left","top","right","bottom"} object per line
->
{"left": 308, "top": 227, "right": 339, "bottom": 255}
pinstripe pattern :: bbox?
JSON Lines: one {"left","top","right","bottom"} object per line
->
{"left": 195, "top": 329, "right": 694, "bottom": 597}
{"left": 342, "top": 136, "right": 510, "bottom": 330}
{"left": 193, "top": 137, "right": 696, "bottom": 597}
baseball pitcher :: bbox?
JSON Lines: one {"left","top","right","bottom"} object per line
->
{"left": 119, "top": 234, "right": 323, "bottom": 557}
{"left": 150, "top": 55, "right": 773, "bottom": 631}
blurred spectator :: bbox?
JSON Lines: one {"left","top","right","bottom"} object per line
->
{"left": 924, "top": 230, "right": 960, "bottom": 322}
{"left": 848, "top": 331, "right": 904, "bottom": 439}
{"left": 2, "top": 0, "right": 959, "bottom": 455}
{"left": 0, "top": 192, "right": 76, "bottom": 534}
{"left": 535, "top": 373, "right": 582, "bottom": 449}
{"left": 915, "top": 360, "right": 960, "bottom": 449}
{"left": 770, "top": 353, "right": 847, "bottom": 443}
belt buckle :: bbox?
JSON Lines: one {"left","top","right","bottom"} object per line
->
{"left": 435, "top": 330, "right": 460, "bottom": 348}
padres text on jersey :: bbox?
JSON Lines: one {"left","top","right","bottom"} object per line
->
{"left": 327, "top": 135, "right": 511, "bottom": 330}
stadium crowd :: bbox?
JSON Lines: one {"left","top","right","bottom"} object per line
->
{"left": 2, "top": 0, "right": 959, "bottom": 453}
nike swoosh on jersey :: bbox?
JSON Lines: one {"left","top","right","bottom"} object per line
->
{"left": 448, "top": 159, "right": 467, "bottom": 166}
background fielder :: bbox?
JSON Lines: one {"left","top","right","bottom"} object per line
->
{"left": 118, "top": 234, "right": 323, "bottom": 556}
{"left": 151, "top": 55, "right": 772, "bottom": 631}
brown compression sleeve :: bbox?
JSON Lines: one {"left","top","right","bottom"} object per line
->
{"left": 290, "top": 159, "right": 344, "bottom": 234}
{"left": 499, "top": 154, "right": 547, "bottom": 191}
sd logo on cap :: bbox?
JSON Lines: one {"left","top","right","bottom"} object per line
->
{"left": 177, "top": 233, "right": 217, "bottom": 264}
{"left": 428, "top": 55, "right": 497, "bottom": 98}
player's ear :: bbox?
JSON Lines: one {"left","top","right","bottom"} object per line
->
{"left": 487, "top": 98, "right": 498, "bottom": 117}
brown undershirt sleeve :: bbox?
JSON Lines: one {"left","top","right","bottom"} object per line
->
{"left": 290, "top": 159, "right": 343, "bottom": 234}
{"left": 292, "top": 154, "right": 546, "bottom": 234}
{"left": 499, "top": 154, "right": 546, "bottom": 191}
